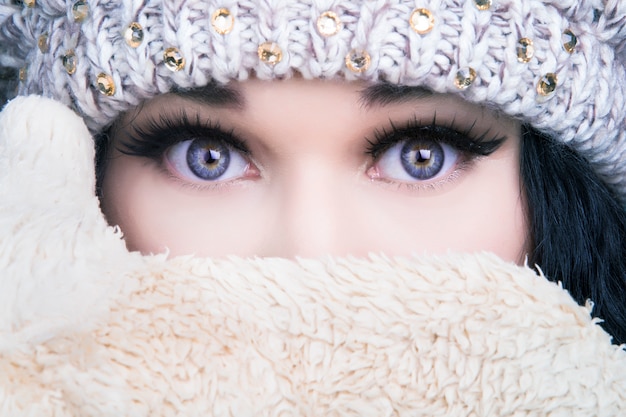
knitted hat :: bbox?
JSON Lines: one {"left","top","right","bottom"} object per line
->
{"left": 1, "top": 0, "right": 626, "bottom": 195}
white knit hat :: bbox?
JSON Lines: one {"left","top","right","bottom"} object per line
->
{"left": 1, "top": 0, "right": 626, "bottom": 195}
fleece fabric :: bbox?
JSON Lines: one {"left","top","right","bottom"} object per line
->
{"left": 0, "top": 96, "right": 625, "bottom": 416}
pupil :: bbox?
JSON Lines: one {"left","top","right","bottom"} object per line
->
{"left": 415, "top": 149, "right": 431, "bottom": 164}
{"left": 204, "top": 149, "right": 221, "bottom": 166}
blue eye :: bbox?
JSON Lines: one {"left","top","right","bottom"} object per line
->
{"left": 165, "top": 138, "right": 250, "bottom": 182}
{"left": 375, "top": 138, "right": 460, "bottom": 182}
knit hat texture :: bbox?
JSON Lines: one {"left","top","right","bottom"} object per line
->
{"left": 1, "top": 0, "right": 626, "bottom": 195}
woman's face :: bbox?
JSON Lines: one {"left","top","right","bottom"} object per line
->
{"left": 100, "top": 79, "right": 527, "bottom": 260}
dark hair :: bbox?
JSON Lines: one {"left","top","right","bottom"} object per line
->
{"left": 94, "top": 123, "right": 626, "bottom": 344}
{"left": 95, "top": 129, "right": 112, "bottom": 196}
{"left": 521, "top": 125, "right": 626, "bottom": 345}
{"left": 0, "top": 66, "right": 18, "bottom": 109}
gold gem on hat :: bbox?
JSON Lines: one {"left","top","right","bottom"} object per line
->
{"left": 62, "top": 50, "right": 77, "bottom": 75}
{"left": 163, "top": 47, "right": 186, "bottom": 71}
{"left": 72, "top": 1, "right": 89, "bottom": 22}
{"left": 516, "top": 38, "right": 534, "bottom": 63}
{"left": 474, "top": 0, "right": 492, "bottom": 10}
{"left": 409, "top": 8, "right": 435, "bottom": 35}
{"left": 19, "top": 67, "right": 27, "bottom": 81}
{"left": 96, "top": 73, "right": 115, "bottom": 96}
{"left": 317, "top": 11, "right": 342, "bottom": 37}
{"left": 345, "top": 49, "right": 371, "bottom": 73}
{"left": 124, "top": 22, "right": 144, "bottom": 48}
{"left": 258, "top": 42, "right": 283, "bottom": 65}
{"left": 23, "top": 0, "right": 35, "bottom": 8}
{"left": 562, "top": 29, "right": 577, "bottom": 53}
{"left": 537, "top": 73, "right": 558, "bottom": 96}
{"left": 212, "top": 8, "right": 235, "bottom": 35}
{"left": 38, "top": 33, "right": 49, "bottom": 53}
{"left": 454, "top": 67, "right": 476, "bottom": 89}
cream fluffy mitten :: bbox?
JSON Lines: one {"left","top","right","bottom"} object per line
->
{"left": 0, "top": 96, "right": 625, "bottom": 416}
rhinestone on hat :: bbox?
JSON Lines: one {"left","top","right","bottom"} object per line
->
{"left": 537, "top": 73, "right": 558, "bottom": 96}
{"left": 38, "top": 33, "right": 49, "bottom": 53}
{"left": 212, "top": 8, "right": 235, "bottom": 35}
{"left": 19, "top": 67, "right": 27, "bottom": 81}
{"left": 317, "top": 11, "right": 342, "bottom": 37}
{"left": 474, "top": 0, "right": 492, "bottom": 10}
{"left": 409, "top": 8, "right": 435, "bottom": 35}
{"left": 72, "top": 1, "right": 89, "bottom": 22}
{"left": 164, "top": 47, "right": 185, "bottom": 71}
{"left": 516, "top": 38, "right": 534, "bottom": 63}
{"left": 562, "top": 29, "right": 577, "bottom": 53}
{"left": 345, "top": 49, "right": 371, "bottom": 73}
{"left": 454, "top": 67, "right": 476, "bottom": 89}
{"left": 124, "top": 22, "right": 144, "bottom": 48}
{"left": 62, "top": 50, "right": 77, "bottom": 75}
{"left": 258, "top": 42, "right": 283, "bottom": 65}
{"left": 96, "top": 73, "right": 115, "bottom": 96}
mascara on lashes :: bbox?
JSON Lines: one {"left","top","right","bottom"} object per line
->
{"left": 116, "top": 111, "right": 507, "bottom": 165}
{"left": 365, "top": 118, "right": 507, "bottom": 160}
{"left": 115, "top": 112, "right": 249, "bottom": 160}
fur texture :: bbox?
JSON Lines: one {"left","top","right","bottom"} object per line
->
{"left": 1, "top": 96, "right": 625, "bottom": 416}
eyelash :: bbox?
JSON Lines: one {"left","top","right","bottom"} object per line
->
{"left": 116, "top": 112, "right": 250, "bottom": 160}
{"left": 365, "top": 116, "right": 505, "bottom": 160}
{"left": 115, "top": 112, "right": 507, "bottom": 189}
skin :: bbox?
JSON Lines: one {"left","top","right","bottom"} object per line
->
{"left": 100, "top": 79, "right": 528, "bottom": 260}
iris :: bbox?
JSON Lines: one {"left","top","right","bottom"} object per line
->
{"left": 400, "top": 139, "right": 444, "bottom": 180}
{"left": 186, "top": 139, "right": 231, "bottom": 180}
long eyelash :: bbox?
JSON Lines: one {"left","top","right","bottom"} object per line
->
{"left": 365, "top": 115, "right": 507, "bottom": 159}
{"left": 115, "top": 111, "right": 249, "bottom": 159}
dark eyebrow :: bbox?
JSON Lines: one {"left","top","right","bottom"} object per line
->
{"left": 172, "top": 83, "right": 244, "bottom": 109}
{"left": 170, "top": 82, "right": 431, "bottom": 109}
{"left": 359, "top": 83, "right": 433, "bottom": 108}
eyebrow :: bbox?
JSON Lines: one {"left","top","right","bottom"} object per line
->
{"left": 171, "top": 82, "right": 433, "bottom": 110}
{"left": 359, "top": 83, "right": 433, "bottom": 108}
{"left": 172, "top": 83, "right": 244, "bottom": 108}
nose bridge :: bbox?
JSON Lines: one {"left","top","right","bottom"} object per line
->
{"left": 277, "top": 156, "right": 345, "bottom": 257}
